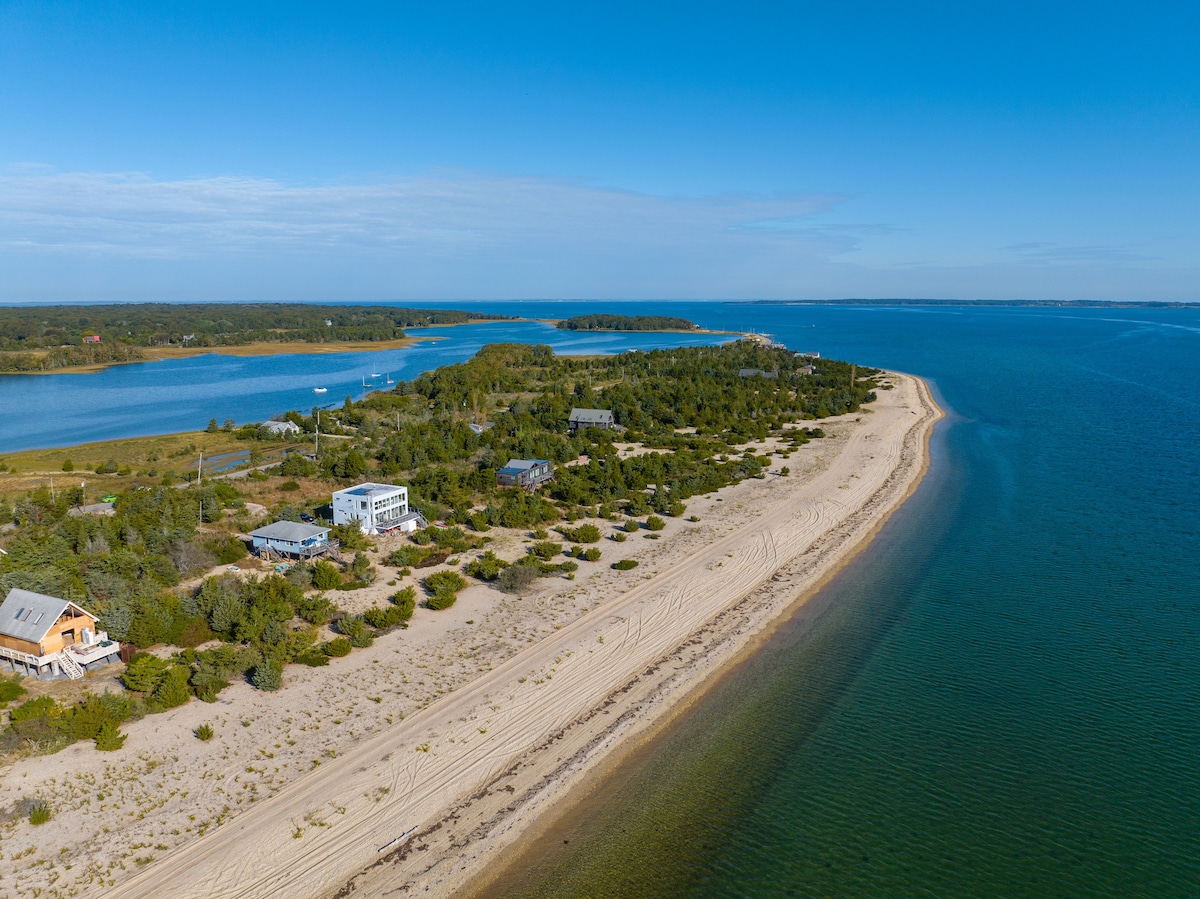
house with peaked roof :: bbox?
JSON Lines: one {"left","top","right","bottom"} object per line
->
{"left": 249, "top": 520, "right": 334, "bottom": 558}
{"left": 0, "top": 588, "right": 121, "bottom": 678}
{"left": 497, "top": 459, "right": 554, "bottom": 489}
{"left": 568, "top": 408, "right": 615, "bottom": 432}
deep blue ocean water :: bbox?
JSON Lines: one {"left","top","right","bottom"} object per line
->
{"left": 4, "top": 301, "right": 1198, "bottom": 895}
{"left": 470, "top": 302, "right": 1200, "bottom": 898}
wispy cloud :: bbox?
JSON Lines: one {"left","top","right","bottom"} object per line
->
{"left": 1004, "top": 240, "right": 1160, "bottom": 265}
{"left": 0, "top": 168, "right": 847, "bottom": 260}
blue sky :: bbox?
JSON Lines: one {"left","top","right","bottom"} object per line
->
{"left": 1, "top": 2, "right": 1196, "bottom": 302}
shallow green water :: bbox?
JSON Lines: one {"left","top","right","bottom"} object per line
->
{"left": 482, "top": 303, "right": 1200, "bottom": 897}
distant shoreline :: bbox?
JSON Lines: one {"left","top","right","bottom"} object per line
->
{"left": 728, "top": 298, "right": 1200, "bottom": 308}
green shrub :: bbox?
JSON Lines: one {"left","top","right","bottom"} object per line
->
{"left": 9, "top": 695, "right": 58, "bottom": 723}
{"left": 645, "top": 515, "right": 666, "bottom": 531}
{"left": 424, "top": 570, "right": 467, "bottom": 595}
{"left": 336, "top": 615, "right": 374, "bottom": 648}
{"left": 559, "top": 524, "right": 601, "bottom": 543}
{"left": 390, "top": 586, "right": 417, "bottom": 622}
{"left": 497, "top": 564, "right": 540, "bottom": 594}
{"left": 294, "top": 649, "right": 330, "bottom": 667}
{"left": 201, "top": 537, "right": 243, "bottom": 564}
{"left": 528, "top": 540, "right": 561, "bottom": 562}
{"left": 321, "top": 637, "right": 352, "bottom": 658}
{"left": 122, "top": 654, "right": 171, "bottom": 693}
{"left": 279, "top": 480, "right": 300, "bottom": 491}
{"left": 386, "top": 545, "right": 423, "bottom": 567}
{"left": 612, "top": 532, "right": 628, "bottom": 543}
{"left": 581, "top": 547, "right": 602, "bottom": 562}
{"left": 251, "top": 660, "right": 283, "bottom": 691}
{"left": 623, "top": 519, "right": 641, "bottom": 532}
{"left": 611, "top": 559, "right": 639, "bottom": 571}
{"left": 465, "top": 550, "right": 509, "bottom": 581}
{"left": 312, "top": 560, "right": 342, "bottom": 591}
{"left": 94, "top": 721, "right": 127, "bottom": 751}
{"left": 0, "top": 673, "right": 26, "bottom": 705}
{"left": 427, "top": 590, "right": 457, "bottom": 611}
{"left": 29, "top": 801, "right": 52, "bottom": 826}
{"left": 151, "top": 665, "right": 193, "bottom": 710}
{"left": 297, "top": 594, "right": 337, "bottom": 625}
{"left": 195, "top": 723, "right": 214, "bottom": 741}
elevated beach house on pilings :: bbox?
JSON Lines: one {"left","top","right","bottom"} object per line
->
{"left": 497, "top": 459, "right": 554, "bottom": 489}
{"left": 332, "top": 482, "right": 428, "bottom": 535}
{"left": 0, "top": 588, "right": 121, "bottom": 679}
{"left": 249, "top": 521, "right": 336, "bottom": 560}
{"left": 568, "top": 408, "right": 615, "bottom": 433}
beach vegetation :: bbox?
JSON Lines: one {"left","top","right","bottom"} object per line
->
{"left": 645, "top": 515, "right": 666, "bottom": 531}
{"left": 321, "top": 637, "right": 352, "bottom": 658}
{"left": 612, "top": 559, "right": 639, "bottom": 571}
{"left": 195, "top": 723, "right": 215, "bottom": 741}
{"left": 28, "top": 801, "right": 53, "bottom": 826}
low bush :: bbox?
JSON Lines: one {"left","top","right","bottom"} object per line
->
{"left": 611, "top": 559, "right": 639, "bottom": 571}
{"left": 195, "top": 723, "right": 214, "bottom": 741}
{"left": 645, "top": 515, "right": 666, "bottom": 531}
{"left": 294, "top": 648, "right": 330, "bottom": 667}
{"left": 465, "top": 550, "right": 509, "bottom": 581}
{"left": 28, "top": 801, "right": 52, "bottom": 826}
{"left": 427, "top": 590, "right": 457, "bottom": 611}
{"left": 528, "top": 540, "right": 562, "bottom": 562}
{"left": 322, "top": 637, "right": 352, "bottom": 658}
{"left": 251, "top": 660, "right": 283, "bottom": 691}
{"left": 612, "top": 532, "right": 628, "bottom": 543}
{"left": 581, "top": 547, "right": 602, "bottom": 562}
{"left": 623, "top": 519, "right": 641, "bottom": 532}
{"left": 94, "top": 721, "right": 127, "bottom": 751}
{"left": 558, "top": 524, "right": 601, "bottom": 543}
{"left": 424, "top": 570, "right": 467, "bottom": 595}
{"left": 0, "top": 673, "right": 27, "bottom": 705}
{"left": 390, "top": 586, "right": 417, "bottom": 622}
{"left": 497, "top": 564, "right": 540, "bottom": 594}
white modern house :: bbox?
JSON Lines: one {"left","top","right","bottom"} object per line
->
{"left": 332, "top": 482, "right": 427, "bottom": 534}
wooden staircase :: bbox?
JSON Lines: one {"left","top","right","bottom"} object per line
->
{"left": 58, "top": 652, "right": 85, "bottom": 680}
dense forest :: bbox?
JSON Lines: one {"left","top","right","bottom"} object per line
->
{"left": 556, "top": 314, "right": 698, "bottom": 331}
{"left": 0, "top": 303, "right": 511, "bottom": 372}
{"left": 0, "top": 340, "right": 879, "bottom": 753}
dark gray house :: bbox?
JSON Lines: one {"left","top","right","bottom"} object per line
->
{"left": 497, "top": 459, "right": 554, "bottom": 489}
{"left": 568, "top": 408, "right": 615, "bottom": 432}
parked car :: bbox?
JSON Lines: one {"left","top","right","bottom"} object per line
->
{"left": 300, "top": 513, "right": 315, "bottom": 522}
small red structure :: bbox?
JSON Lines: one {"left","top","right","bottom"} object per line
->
{"left": 82, "top": 335, "right": 101, "bottom": 343}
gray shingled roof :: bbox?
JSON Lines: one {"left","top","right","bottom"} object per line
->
{"left": 0, "top": 588, "right": 95, "bottom": 644}
{"left": 498, "top": 459, "right": 548, "bottom": 473}
{"left": 248, "top": 521, "right": 330, "bottom": 542}
{"left": 569, "top": 408, "right": 614, "bottom": 424}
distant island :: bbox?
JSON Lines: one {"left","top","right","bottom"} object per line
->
{"left": 0, "top": 303, "right": 512, "bottom": 374}
{"left": 556, "top": 314, "right": 699, "bottom": 332}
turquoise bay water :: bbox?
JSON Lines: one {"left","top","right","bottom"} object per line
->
{"left": 475, "top": 303, "right": 1200, "bottom": 897}
{"left": 0, "top": 319, "right": 730, "bottom": 452}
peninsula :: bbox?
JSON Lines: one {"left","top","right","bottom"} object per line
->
{"left": 0, "top": 342, "right": 940, "bottom": 898}
{"left": 0, "top": 303, "right": 512, "bottom": 374}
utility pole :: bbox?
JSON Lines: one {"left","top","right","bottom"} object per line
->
{"left": 315, "top": 409, "right": 320, "bottom": 455}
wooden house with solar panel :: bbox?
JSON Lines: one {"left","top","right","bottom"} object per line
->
{"left": 0, "top": 588, "right": 122, "bottom": 679}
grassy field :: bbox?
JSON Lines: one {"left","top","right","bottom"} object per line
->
{"left": 0, "top": 431, "right": 305, "bottom": 504}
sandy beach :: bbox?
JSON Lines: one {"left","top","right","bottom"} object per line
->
{"left": 0, "top": 372, "right": 939, "bottom": 899}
